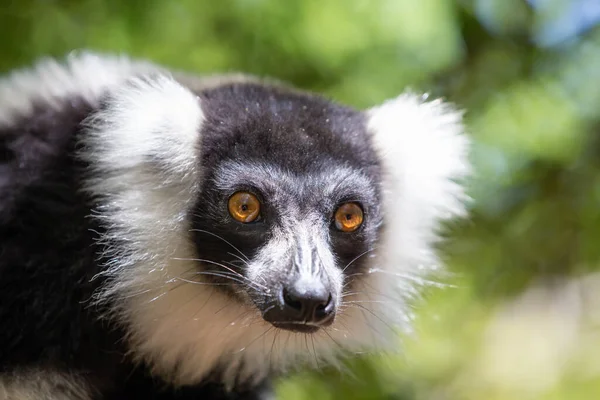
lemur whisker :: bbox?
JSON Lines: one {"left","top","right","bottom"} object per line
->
{"left": 215, "top": 309, "right": 256, "bottom": 336}
{"left": 189, "top": 270, "right": 263, "bottom": 291}
{"left": 187, "top": 271, "right": 248, "bottom": 286}
{"left": 172, "top": 257, "right": 267, "bottom": 289}
{"left": 173, "top": 276, "right": 242, "bottom": 286}
{"left": 190, "top": 228, "right": 250, "bottom": 261}
{"left": 233, "top": 326, "right": 274, "bottom": 355}
{"left": 303, "top": 334, "right": 311, "bottom": 367}
{"left": 365, "top": 268, "right": 454, "bottom": 288}
{"left": 340, "top": 291, "right": 362, "bottom": 298}
{"left": 357, "top": 279, "right": 406, "bottom": 302}
{"left": 190, "top": 290, "right": 216, "bottom": 320}
{"left": 310, "top": 335, "right": 320, "bottom": 369}
{"left": 220, "top": 259, "right": 267, "bottom": 284}
{"left": 119, "top": 288, "right": 154, "bottom": 300}
{"left": 321, "top": 328, "right": 345, "bottom": 353}
{"left": 343, "top": 272, "right": 365, "bottom": 280}
{"left": 284, "top": 331, "right": 293, "bottom": 352}
{"left": 227, "top": 252, "right": 249, "bottom": 265}
{"left": 224, "top": 259, "right": 269, "bottom": 286}
{"left": 269, "top": 329, "right": 280, "bottom": 368}
{"left": 213, "top": 302, "right": 233, "bottom": 316}
{"left": 342, "top": 248, "right": 375, "bottom": 273}
{"left": 347, "top": 303, "right": 396, "bottom": 333}
{"left": 188, "top": 270, "right": 244, "bottom": 280}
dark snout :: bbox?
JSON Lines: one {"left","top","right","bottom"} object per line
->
{"left": 263, "top": 274, "right": 337, "bottom": 333}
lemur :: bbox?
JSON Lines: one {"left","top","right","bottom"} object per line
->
{"left": 0, "top": 52, "right": 470, "bottom": 399}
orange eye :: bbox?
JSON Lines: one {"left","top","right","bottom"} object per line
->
{"left": 334, "top": 203, "right": 364, "bottom": 232}
{"left": 228, "top": 192, "right": 261, "bottom": 223}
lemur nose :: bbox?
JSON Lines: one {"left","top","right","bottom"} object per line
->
{"left": 282, "top": 284, "right": 334, "bottom": 323}
{"left": 263, "top": 277, "right": 336, "bottom": 333}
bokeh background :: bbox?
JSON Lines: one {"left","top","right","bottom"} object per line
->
{"left": 2, "top": 0, "right": 600, "bottom": 399}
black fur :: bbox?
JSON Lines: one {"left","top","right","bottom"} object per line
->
{"left": 0, "top": 81, "right": 382, "bottom": 399}
{"left": 198, "top": 83, "right": 379, "bottom": 177}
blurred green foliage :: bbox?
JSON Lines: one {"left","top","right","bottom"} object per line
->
{"left": 2, "top": 0, "right": 600, "bottom": 399}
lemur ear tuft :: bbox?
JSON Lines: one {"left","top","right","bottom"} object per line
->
{"left": 366, "top": 93, "right": 471, "bottom": 247}
{"left": 82, "top": 73, "right": 204, "bottom": 188}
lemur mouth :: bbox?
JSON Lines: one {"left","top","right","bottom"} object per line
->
{"left": 272, "top": 322, "right": 320, "bottom": 334}
{"left": 270, "top": 321, "right": 328, "bottom": 334}
{"left": 266, "top": 312, "right": 336, "bottom": 334}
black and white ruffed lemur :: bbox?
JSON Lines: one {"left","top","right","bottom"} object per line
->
{"left": 0, "top": 52, "right": 470, "bottom": 399}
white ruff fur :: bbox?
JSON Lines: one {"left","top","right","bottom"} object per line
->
{"left": 0, "top": 51, "right": 159, "bottom": 127}
{"left": 365, "top": 94, "right": 471, "bottom": 313}
{"left": 1, "top": 53, "right": 470, "bottom": 388}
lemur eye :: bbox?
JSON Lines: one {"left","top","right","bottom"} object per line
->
{"left": 334, "top": 203, "right": 363, "bottom": 232}
{"left": 228, "top": 192, "right": 261, "bottom": 223}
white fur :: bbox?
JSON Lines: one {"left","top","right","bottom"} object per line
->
{"left": 0, "top": 51, "right": 160, "bottom": 127}
{"left": 81, "top": 73, "right": 204, "bottom": 305}
{"left": 0, "top": 368, "right": 93, "bottom": 400}
{"left": 1, "top": 53, "right": 470, "bottom": 388}
{"left": 363, "top": 93, "right": 471, "bottom": 330}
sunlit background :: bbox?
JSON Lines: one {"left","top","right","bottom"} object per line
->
{"left": 2, "top": 0, "right": 600, "bottom": 399}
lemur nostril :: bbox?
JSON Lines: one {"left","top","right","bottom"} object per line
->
{"left": 315, "top": 293, "right": 333, "bottom": 319}
{"left": 316, "top": 294, "right": 330, "bottom": 311}
{"left": 282, "top": 287, "right": 303, "bottom": 311}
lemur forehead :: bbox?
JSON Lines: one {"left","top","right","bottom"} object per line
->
{"left": 196, "top": 82, "right": 381, "bottom": 174}
{"left": 213, "top": 161, "right": 378, "bottom": 201}
{"left": 198, "top": 82, "right": 361, "bottom": 131}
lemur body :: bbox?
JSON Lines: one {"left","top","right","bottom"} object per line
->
{"left": 0, "top": 53, "right": 470, "bottom": 399}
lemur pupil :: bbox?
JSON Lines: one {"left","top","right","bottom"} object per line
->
{"left": 241, "top": 204, "right": 248, "bottom": 211}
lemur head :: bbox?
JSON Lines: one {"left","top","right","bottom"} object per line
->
{"left": 26, "top": 54, "right": 471, "bottom": 386}
{"left": 192, "top": 84, "right": 382, "bottom": 334}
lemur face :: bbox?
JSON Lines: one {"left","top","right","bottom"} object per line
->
{"left": 190, "top": 84, "right": 383, "bottom": 333}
